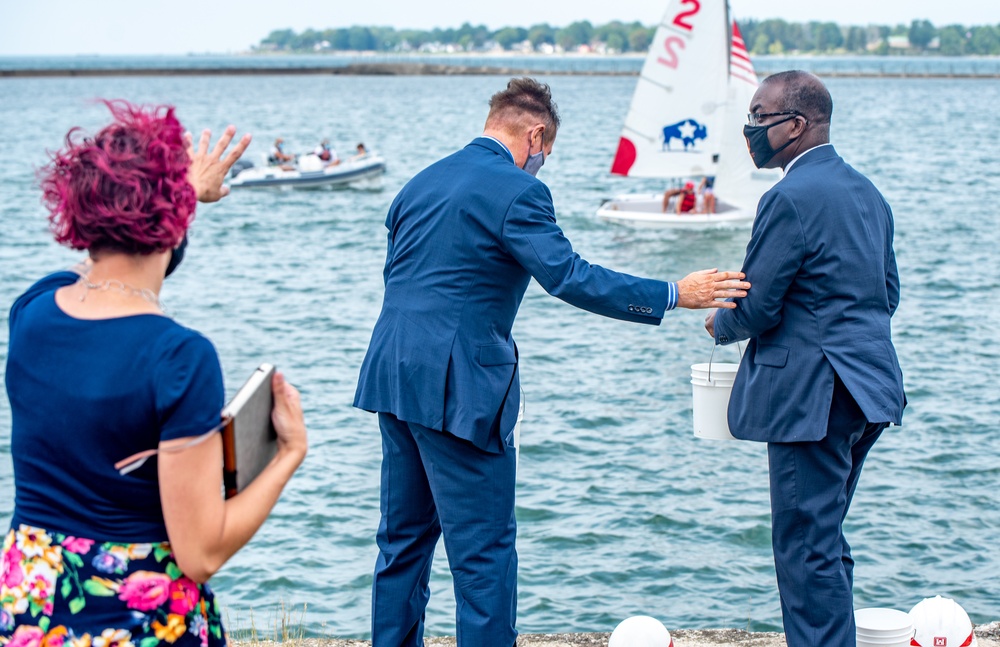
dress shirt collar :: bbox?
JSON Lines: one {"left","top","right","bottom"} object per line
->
{"left": 477, "top": 136, "right": 515, "bottom": 164}
{"left": 784, "top": 142, "right": 832, "bottom": 175}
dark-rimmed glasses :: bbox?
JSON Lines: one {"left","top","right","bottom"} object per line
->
{"left": 747, "top": 111, "right": 803, "bottom": 126}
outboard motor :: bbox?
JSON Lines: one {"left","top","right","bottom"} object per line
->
{"left": 230, "top": 159, "right": 255, "bottom": 178}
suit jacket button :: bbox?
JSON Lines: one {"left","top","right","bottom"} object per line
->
{"left": 628, "top": 305, "right": 634, "bottom": 312}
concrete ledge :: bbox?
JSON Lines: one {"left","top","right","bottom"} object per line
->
{"left": 237, "top": 622, "right": 1000, "bottom": 647}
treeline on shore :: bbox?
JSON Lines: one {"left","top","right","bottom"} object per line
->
{"left": 256, "top": 19, "right": 1000, "bottom": 56}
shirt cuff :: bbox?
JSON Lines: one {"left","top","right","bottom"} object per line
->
{"left": 665, "top": 282, "right": 678, "bottom": 311}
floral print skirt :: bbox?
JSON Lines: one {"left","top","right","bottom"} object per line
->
{"left": 1, "top": 525, "right": 226, "bottom": 647}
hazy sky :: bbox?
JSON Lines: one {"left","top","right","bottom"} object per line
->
{"left": 1, "top": 0, "right": 994, "bottom": 56}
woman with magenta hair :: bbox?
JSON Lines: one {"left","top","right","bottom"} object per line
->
{"left": 1, "top": 101, "right": 308, "bottom": 647}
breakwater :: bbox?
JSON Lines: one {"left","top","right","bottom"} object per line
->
{"left": 2, "top": 61, "right": 998, "bottom": 78}
{"left": 0, "top": 62, "right": 627, "bottom": 77}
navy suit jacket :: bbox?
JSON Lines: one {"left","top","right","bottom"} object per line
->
{"left": 354, "top": 137, "right": 672, "bottom": 451}
{"left": 713, "top": 145, "right": 905, "bottom": 442}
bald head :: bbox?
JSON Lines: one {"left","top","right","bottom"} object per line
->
{"left": 760, "top": 70, "right": 832, "bottom": 142}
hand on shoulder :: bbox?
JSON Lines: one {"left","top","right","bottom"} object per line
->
{"left": 676, "top": 268, "right": 749, "bottom": 309}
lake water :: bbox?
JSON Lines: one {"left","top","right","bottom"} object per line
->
{"left": 0, "top": 68, "right": 998, "bottom": 638}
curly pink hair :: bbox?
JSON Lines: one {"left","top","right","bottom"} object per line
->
{"left": 41, "top": 100, "right": 196, "bottom": 255}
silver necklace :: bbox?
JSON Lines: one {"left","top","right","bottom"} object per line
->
{"left": 77, "top": 276, "right": 162, "bottom": 309}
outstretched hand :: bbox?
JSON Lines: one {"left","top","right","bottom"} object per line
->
{"left": 676, "top": 268, "right": 749, "bottom": 309}
{"left": 186, "top": 125, "right": 252, "bottom": 203}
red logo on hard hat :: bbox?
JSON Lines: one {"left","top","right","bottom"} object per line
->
{"left": 935, "top": 638, "right": 947, "bottom": 646}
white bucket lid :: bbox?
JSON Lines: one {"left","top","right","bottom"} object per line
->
{"left": 856, "top": 608, "right": 914, "bottom": 635}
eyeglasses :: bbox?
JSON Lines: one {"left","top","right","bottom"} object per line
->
{"left": 747, "top": 110, "right": 803, "bottom": 126}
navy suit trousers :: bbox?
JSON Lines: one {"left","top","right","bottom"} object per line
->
{"left": 372, "top": 413, "right": 518, "bottom": 647}
{"left": 767, "top": 376, "right": 887, "bottom": 647}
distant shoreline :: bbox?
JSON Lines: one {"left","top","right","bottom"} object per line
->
{"left": 2, "top": 61, "right": 997, "bottom": 79}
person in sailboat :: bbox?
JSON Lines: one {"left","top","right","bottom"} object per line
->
{"left": 705, "top": 70, "right": 904, "bottom": 647}
{"left": 354, "top": 77, "right": 752, "bottom": 647}
{"left": 699, "top": 175, "right": 716, "bottom": 213}
{"left": 661, "top": 180, "right": 697, "bottom": 214}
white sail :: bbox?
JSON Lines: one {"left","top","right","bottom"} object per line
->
{"left": 610, "top": 0, "right": 729, "bottom": 179}
{"left": 599, "top": 2, "right": 781, "bottom": 228}
{"left": 712, "top": 21, "right": 783, "bottom": 210}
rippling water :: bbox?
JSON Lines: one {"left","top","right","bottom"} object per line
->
{"left": 1, "top": 72, "right": 997, "bottom": 638}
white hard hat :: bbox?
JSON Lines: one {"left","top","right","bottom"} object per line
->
{"left": 608, "top": 615, "right": 673, "bottom": 647}
{"left": 908, "top": 596, "right": 978, "bottom": 647}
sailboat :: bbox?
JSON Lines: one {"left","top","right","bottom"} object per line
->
{"left": 596, "top": 0, "right": 781, "bottom": 228}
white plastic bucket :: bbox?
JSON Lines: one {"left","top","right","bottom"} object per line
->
{"left": 513, "top": 396, "right": 524, "bottom": 470}
{"left": 855, "top": 608, "right": 914, "bottom": 647}
{"left": 691, "top": 362, "right": 739, "bottom": 440}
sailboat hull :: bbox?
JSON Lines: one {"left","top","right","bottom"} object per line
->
{"left": 597, "top": 193, "right": 754, "bottom": 229}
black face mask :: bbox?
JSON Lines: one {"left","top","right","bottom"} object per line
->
{"left": 743, "top": 115, "right": 799, "bottom": 169}
{"left": 164, "top": 234, "right": 188, "bottom": 278}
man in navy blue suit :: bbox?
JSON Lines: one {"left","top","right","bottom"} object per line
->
{"left": 707, "top": 71, "right": 905, "bottom": 646}
{"left": 355, "top": 78, "right": 752, "bottom": 646}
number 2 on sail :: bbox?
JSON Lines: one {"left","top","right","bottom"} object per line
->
{"left": 658, "top": 0, "right": 700, "bottom": 68}
{"left": 672, "top": 0, "right": 701, "bottom": 31}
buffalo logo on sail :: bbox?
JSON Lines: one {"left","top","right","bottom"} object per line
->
{"left": 661, "top": 118, "right": 707, "bottom": 152}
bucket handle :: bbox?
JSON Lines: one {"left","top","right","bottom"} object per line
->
{"left": 708, "top": 342, "right": 743, "bottom": 382}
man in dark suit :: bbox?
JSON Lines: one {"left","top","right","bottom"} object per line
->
{"left": 355, "top": 78, "right": 751, "bottom": 647}
{"left": 706, "top": 71, "right": 905, "bottom": 646}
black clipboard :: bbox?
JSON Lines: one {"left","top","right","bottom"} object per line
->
{"left": 221, "top": 364, "right": 278, "bottom": 498}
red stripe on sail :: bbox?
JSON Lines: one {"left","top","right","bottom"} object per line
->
{"left": 732, "top": 49, "right": 752, "bottom": 64}
{"left": 731, "top": 22, "right": 749, "bottom": 49}
{"left": 730, "top": 21, "right": 758, "bottom": 84}
{"left": 611, "top": 137, "right": 637, "bottom": 176}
